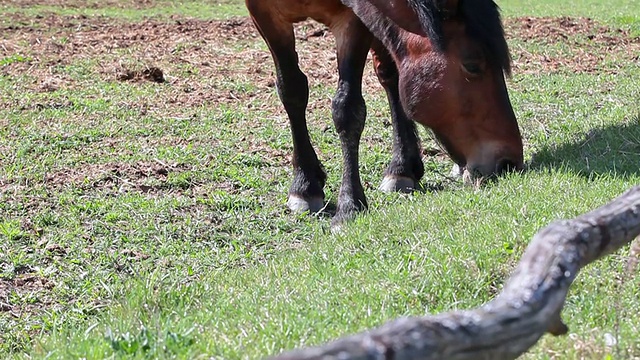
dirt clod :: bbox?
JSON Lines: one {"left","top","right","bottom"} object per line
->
{"left": 116, "top": 66, "right": 165, "bottom": 83}
{"left": 45, "top": 243, "right": 67, "bottom": 255}
{"left": 121, "top": 249, "right": 150, "bottom": 261}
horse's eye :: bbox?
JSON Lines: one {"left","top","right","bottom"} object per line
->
{"left": 461, "top": 61, "right": 483, "bottom": 76}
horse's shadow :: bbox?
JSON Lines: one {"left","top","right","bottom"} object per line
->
{"left": 528, "top": 115, "right": 640, "bottom": 178}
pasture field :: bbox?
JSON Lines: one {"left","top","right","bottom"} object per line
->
{"left": 1, "top": 0, "right": 639, "bottom": 358}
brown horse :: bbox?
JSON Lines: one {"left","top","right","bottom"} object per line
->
{"left": 245, "top": 0, "right": 524, "bottom": 226}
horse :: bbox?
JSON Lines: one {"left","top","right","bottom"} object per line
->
{"left": 245, "top": 0, "right": 524, "bottom": 226}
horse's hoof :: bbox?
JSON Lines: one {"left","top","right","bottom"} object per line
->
{"left": 287, "top": 195, "right": 325, "bottom": 213}
{"left": 379, "top": 175, "right": 416, "bottom": 193}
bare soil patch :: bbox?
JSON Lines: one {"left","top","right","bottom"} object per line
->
{"left": 3, "top": 0, "right": 155, "bottom": 9}
{"left": 1, "top": 14, "right": 637, "bottom": 111}
{"left": 45, "top": 160, "right": 193, "bottom": 194}
{"left": 506, "top": 17, "right": 633, "bottom": 45}
{"left": 504, "top": 17, "right": 640, "bottom": 74}
{"left": 0, "top": 14, "right": 344, "bottom": 111}
{"left": 0, "top": 273, "right": 55, "bottom": 314}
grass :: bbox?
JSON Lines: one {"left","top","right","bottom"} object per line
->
{"left": 1, "top": 0, "right": 640, "bottom": 359}
{"left": 0, "top": 0, "right": 248, "bottom": 20}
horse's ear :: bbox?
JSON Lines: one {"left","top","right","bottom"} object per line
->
{"left": 361, "top": 0, "right": 427, "bottom": 36}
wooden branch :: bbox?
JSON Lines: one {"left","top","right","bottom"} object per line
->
{"left": 269, "top": 186, "right": 640, "bottom": 360}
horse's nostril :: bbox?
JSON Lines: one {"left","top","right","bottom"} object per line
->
{"left": 496, "top": 159, "right": 518, "bottom": 174}
{"left": 468, "top": 166, "right": 484, "bottom": 178}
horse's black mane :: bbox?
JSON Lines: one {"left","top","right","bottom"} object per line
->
{"left": 407, "top": 0, "right": 512, "bottom": 74}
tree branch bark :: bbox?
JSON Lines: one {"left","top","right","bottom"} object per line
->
{"left": 269, "top": 186, "right": 640, "bottom": 360}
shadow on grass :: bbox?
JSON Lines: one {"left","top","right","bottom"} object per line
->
{"left": 529, "top": 114, "right": 640, "bottom": 178}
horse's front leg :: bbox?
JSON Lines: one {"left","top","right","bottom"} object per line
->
{"left": 330, "top": 17, "right": 373, "bottom": 227}
{"left": 371, "top": 39, "right": 424, "bottom": 193}
{"left": 247, "top": 5, "right": 326, "bottom": 213}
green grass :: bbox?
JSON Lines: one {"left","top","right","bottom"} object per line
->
{"left": 1, "top": 0, "right": 640, "bottom": 359}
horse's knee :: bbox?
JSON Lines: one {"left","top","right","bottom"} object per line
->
{"left": 331, "top": 83, "right": 366, "bottom": 136}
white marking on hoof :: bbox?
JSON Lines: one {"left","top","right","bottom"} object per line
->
{"left": 287, "top": 195, "right": 324, "bottom": 213}
{"left": 379, "top": 175, "right": 415, "bottom": 193}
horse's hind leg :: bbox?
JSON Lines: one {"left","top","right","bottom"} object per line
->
{"left": 247, "top": 4, "right": 325, "bottom": 212}
{"left": 371, "top": 39, "right": 424, "bottom": 192}
{"left": 330, "top": 17, "right": 373, "bottom": 226}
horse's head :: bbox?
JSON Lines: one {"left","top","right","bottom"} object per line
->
{"left": 348, "top": 0, "right": 524, "bottom": 180}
